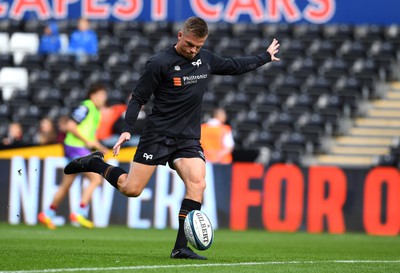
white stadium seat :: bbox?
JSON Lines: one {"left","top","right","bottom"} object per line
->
{"left": 0, "top": 67, "right": 28, "bottom": 100}
{"left": 9, "top": 32, "right": 39, "bottom": 64}
{"left": 0, "top": 32, "right": 10, "bottom": 53}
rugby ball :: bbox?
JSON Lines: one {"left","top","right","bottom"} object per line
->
{"left": 184, "top": 210, "right": 214, "bottom": 250}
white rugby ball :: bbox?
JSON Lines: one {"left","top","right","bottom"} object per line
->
{"left": 184, "top": 210, "right": 214, "bottom": 250}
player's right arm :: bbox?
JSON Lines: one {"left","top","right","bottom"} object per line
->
{"left": 122, "top": 57, "right": 161, "bottom": 135}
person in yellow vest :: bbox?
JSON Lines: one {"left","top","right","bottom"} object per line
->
{"left": 201, "top": 108, "right": 235, "bottom": 164}
{"left": 38, "top": 83, "right": 109, "bottom": 229}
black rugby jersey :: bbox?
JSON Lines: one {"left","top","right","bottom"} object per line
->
{"left": 122, "top": 45, "right": 271, "bottom": 139}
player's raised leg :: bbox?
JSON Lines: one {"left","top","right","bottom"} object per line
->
{"left": 64, "top": 151, "right": 156, "bottom": 197}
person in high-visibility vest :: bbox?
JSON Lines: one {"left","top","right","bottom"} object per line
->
{"left": 38, "top": 83, "right": 109, "bottom": 230}
{"left": 201, "top": 108, "right": 235, "bottom": 164}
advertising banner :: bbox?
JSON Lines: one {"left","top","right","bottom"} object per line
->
{"left": 0, "top": 0, "right": 398, "bottom": 24}
{"left": 1, "top": 156, "right": 399, "bottom": 235}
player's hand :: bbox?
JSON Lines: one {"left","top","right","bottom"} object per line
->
{"left": 267, "top": 38, "right": 280, "bottom": 62}
{"left": 113, "top": 132, "right": 131, "bottom": 156}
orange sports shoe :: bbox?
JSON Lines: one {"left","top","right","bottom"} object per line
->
{"left": 38, "top": 212, "right": 56, "bottom": 230}
{"left": 70, "top": 213, "right": 94, "bottom": 229}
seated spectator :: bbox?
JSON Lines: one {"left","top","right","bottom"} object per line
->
{"left": 38, "top": 22, "right": 61, "bottom": 54}
{"left": 56, "top": 115, "right": 69, "bottom": 144}
{"left": 2, "top": 122, "right": 24, "bottom": 148}
{"left": 68, "top": 18, "right": 98, "bottom": 56}
{"left": 35, "top": 117, "right": 57, "bottom": 145}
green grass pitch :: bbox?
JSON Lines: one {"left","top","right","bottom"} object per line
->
{"left": 0, "top": 223, "right": 399, "bottom": 273}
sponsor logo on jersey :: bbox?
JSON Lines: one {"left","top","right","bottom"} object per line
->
{"left": 182, "top": 74, "right": 208, "bottom": 85}
{"left": 143, "top": 153, "right": 153, "bottom": 160}
{"left": 173, "top": 74, "right": 208, "bottom": 86}
{"left": 191, "top": 59, "right": 202, "bottom": 67}
{"left": 173, "top": 77, "right": 182, "bottom": 86}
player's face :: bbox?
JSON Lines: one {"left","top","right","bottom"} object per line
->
{"left": 176, "top": 31, "right": 207, "bottom": 60}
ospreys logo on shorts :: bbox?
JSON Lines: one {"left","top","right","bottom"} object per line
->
{"left": 143, "top": 153, "right": 153, "bottom": 160}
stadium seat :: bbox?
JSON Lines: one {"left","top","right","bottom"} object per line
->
{"left": 85, "top": 70, "right": 114, "bottom": 88}
{"left": 273, "top": 74, "right": 303, "bottom": 98}
{"left": 44, "top": 54, "right": 75, "bottom": 74}
{"left": 23, "top": 20, "right": 47, "bottom": 34}
{"left": 106, "top": 89, "right": 126, "bottom": 105}
{"left": 384, "top": 24, "right": 400, "bottom": 48}
{"left": 232, "top": 23, "right": 262, "bottom": 43}
{"left": 322, "top": 24, "right": 353, "bottom": 47}
{"left": 0, "top": 19, "right": 22, "bottom": 34}
{"left": 0, "top": 67, "right": 28, "bottom": 101}
{"left": 351, "top": 59, "right": 381, "bottom": 93}
{"left": 9, "top": 32, "right": 39, "bottom": 64}
{"left": 74, "top": 55, "right": 104, "bottom": 80}
{"left": 104, "top": 53, "right": 133, "bottom": 74}
{"left": 288, "top": 57, "right": 317, "bottom": 79}
{"left": 214, "top": 37, "right": 245, "bottom": 57}
{"left": 90, "top": 20, "right": 112, "bottom": 37}
{"left": 255, "top": 92, "right": 283, "bottom": 113}
{"left": 55, "top": 69, "right": 83, "bottom": 89}
{"left": 247, "top": 130, "right": 276, "bottom": 149}
{"left": 63, "top": 87, "right": 86, "bottom": 108}
{"left": 292, "top": 24, "right": 322, "bottom": 46}
{"left": 281, "top": 39, "right": 306, "bottom": 60}
{"left": 262, "top": 24, "right": 292, "bottom": 41}
{"left": 0, "top": 33, "right": 9, "bottom": 53}
{"left": 339, "top": 40, "right": 367, "bottom": 63}
{"left": 0, "top": 118, "right": 9, "bottom": 139}
{"left": 298, "top": 125, "right": 326, "bottom": 152}
{"left": 29, "top": 70, "right": 53, "bottom": 88}
{"left": 353, "top": 24, "right": 383, "bottom": 47}
{"left": 279, "top": 131, "right": 309, "bottom": 163}
{"left": 0, "top": 53, "right": 13, "bottom": 68}
{"left": 12, "top": 104, "right": 42, "bottom": 122}
{"left": 320, "top": 58, "right": 350, "bottom": 81}
{"left": 20, "top": 54, "right": 45, "bottom": 71}
{"left": 99, "top": 35, "right": 123, "bottom": 56}
{"left": 202, "top": 91, "right": 217, "bottom": 106}
{"left": 115, "top": 71, "right": 141, "bottom": 93}
{"left": 32, "top": 86, "right": 62, "bottom": 106}
{"left": 267, "top": 111, "right": 296, "bottom": 133}
{"left": 369, "top": 41, "right": 398, "bottom": 80}
{"left": 0, "top": 103, "right": 10, "bottom": 120}
{"left": 268, "top": 149, "right": 287, "bottom": 165}
{"left": 113, "top": 21, "right": 143, "bottom": 36}
{"left": 285, "top": 93, "right": 314, "bottom": 114}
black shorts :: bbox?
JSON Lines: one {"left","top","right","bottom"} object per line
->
{"left": 133, "top": 134, "right": 205, "bottom": 169}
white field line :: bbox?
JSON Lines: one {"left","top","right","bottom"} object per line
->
{"left": 1, "top": 260, "right": 400, "bottom": 273}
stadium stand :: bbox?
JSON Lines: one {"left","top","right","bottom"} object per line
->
{"left": 0, "top": 20, "right": 399, "bottom": 167}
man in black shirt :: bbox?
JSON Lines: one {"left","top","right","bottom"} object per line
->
{"left": 65, "top": 16, "right": 280, "bottom": 259}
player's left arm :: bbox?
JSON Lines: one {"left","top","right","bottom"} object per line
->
{"left": 209, "top": 38, "right": 280, "bottom": 75}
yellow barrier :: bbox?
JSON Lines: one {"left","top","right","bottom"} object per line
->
{"left": 0, "top": 144, "right": 136, "bottom": 162}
